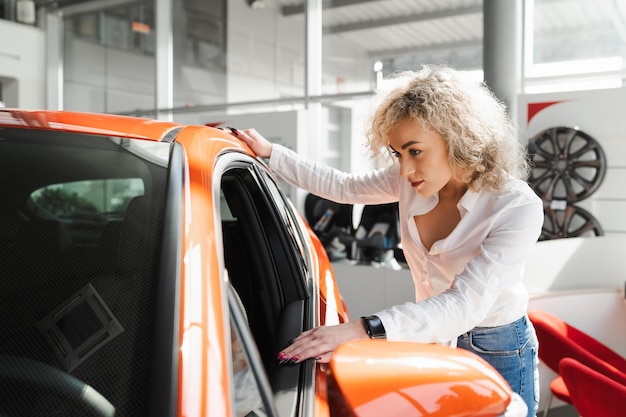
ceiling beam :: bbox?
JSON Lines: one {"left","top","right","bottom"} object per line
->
{"left": 59, "top": 0, "right": 143, "bottom": 16}
{"left": 325, "top": 4, "right": 482, "bottom": 34}
{"left": 367, "top": 39, "right": 481, "bottom": 60}
{"left": 282, "top": 0, "right": 384, "bottom": 16}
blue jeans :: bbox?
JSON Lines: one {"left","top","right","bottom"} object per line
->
{"left": 457, "top": 315, "right": 539, "bottom": 417}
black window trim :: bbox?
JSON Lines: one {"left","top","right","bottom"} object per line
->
{"left": 149, "top": 141, "right": 183, "bottom": 417}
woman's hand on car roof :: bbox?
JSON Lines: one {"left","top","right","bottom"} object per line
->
{"left": 228, "top": 127, "right": 273, "bottom": 159}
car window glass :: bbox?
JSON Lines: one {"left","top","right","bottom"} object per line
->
{"left": 31, "top": 178, "right": 145, "bottom": 221}
{"left": 218, "top": 160, "right": 313, "bottom": 417}
{"left": 219, "top": 163, "right": 308, "bottom": 353}
{"left": 230, "top": 311, "right": 266, "bottom": 417}
{"left": 0, "top": 131, "right": 171, "bottom": 417}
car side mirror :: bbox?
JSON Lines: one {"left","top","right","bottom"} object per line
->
{"left": 327, "top": 340, "right": 527, "bottom": 417}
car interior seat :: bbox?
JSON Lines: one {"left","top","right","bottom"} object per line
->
{"left": 528, "top": 309, "right": 626, "bottom": 417}
{"left": 10, "top": 218, "right": 72, "bottom": 275}
{"left": 222, "top": 216, "right": 276, "bottom": 368}
{"left": 221, "top": 183, "right": 281, "bottom": 372}
{"left": 1, "top": 218, "right": 74, "bottom": 362}
{"left": 560, "top": 357, "right": 626, "bottom": 417}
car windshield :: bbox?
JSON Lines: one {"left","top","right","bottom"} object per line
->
{"left": 0, "top": 127, "right": 172, "bottom": 416}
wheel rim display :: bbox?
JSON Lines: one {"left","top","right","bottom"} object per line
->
{"left": 541, "top": 203, "right": 604, "bottom": 240}
{"left": 527, "top": 126, "right": 607, "bottom": 240}
{"left": 528, "top": 126, "right": 606, "bottom": 203}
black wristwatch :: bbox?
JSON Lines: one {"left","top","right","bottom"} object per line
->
{"left": 361, "top": 315, "right": 386, "bottom": 339}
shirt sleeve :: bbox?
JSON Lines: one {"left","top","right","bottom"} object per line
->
{"left": 375, "top": 191, "right": 544, "bottom": 343}
{"left": 269, "top": 143, "right": 400, "bottom": 205}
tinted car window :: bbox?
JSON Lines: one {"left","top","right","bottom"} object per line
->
{"left": 32, "top": 178, "right": 145, "bottom": 220}
{"left": 219, "top": 161, "right": 313, "bottom": 417}
{"left": 0, "top": 129, "right": 171, "bottom": 416}
{"left": 228, "top": 285, "right": 268, "bottom": 417}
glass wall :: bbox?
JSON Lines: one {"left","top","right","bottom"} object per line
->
{"left": 1, "top": 0, "right": 37, "bottom": 26}
{"left": 226, "top": 0, "right": 306, "bottom": 104}
{"left": 31, "top": 0, "right": 621, "bottom": 118}
{"left": 63, "top": 1, "right": 156, "bottom": 114}
{"left": 525, "top": 0, "right": 626, "bottom": 93}
{"left": 172, "top": 0, "right": 226, "bottom": 109}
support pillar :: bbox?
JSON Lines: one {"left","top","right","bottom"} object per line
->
{"left": 483, "top": 0, "right": 523, "bottom": 121}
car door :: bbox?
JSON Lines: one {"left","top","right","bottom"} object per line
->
{"left": 215, "top": 152, "right": 319, "bottom": 417}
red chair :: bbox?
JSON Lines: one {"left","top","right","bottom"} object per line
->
{"left": 560, "top": 357, "right": 626, "bottom": 417}
{"left": 527, "top": 309, "right": 626, "bottom": 416}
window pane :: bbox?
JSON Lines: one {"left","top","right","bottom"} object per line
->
{"left": 533, "top": 0, "right": 625, "bottom": 64}
{"left": 527, "top": 0, "right": 626, "bottom": 92}
{"left": 32, "top": 178, "right": 145, "bottom": 221}
{"left": 231, "top": 1, "right": 305, "bottom": 102}
{"left": 230, "top": 316, "right": 266, "bottom": 417}
{"left": 63, "top": 1, "right": 156, "bottom": 114}
{"left": 172, "top": 0, "right": 226, "bottom": 108}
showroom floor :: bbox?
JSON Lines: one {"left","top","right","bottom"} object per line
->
{"left": 549, "top": 405, "right": 578, "bottom": 416}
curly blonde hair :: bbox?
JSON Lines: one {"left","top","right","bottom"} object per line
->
{"left": 365, "top": 65, "right": 529, "bottom": 191}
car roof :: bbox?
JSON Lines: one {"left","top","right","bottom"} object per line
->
{"left": 0, "top": 109, "right": 259, "bottom": 201}
{"left": 0, "top": 109, "right": 182, "bottom": 141}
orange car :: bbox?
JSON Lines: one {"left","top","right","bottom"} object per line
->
{"left": 0, "top": 109, "right": 527, "bottom": 417}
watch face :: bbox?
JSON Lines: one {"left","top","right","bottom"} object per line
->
{"left": 363, "top": 316, "right": 386, "bottom": 339}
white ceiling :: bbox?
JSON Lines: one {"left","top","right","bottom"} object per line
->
{"left": 277, "top": 0, "right": 626, "bottom": 74}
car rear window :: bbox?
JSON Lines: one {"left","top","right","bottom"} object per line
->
{"left": 0, "top": 128, "right": 172, "bottom": 416}
{"left": 31, "top": 178, "right": 145, "bottom": 221}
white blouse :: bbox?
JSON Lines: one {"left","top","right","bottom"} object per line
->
{"left": 269, "top": 144, "right": 544, "bottom": 344}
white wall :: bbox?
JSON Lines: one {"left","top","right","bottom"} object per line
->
{"left": 0, "top": 19, "right": 45, "bottom": 108}
{"left": 523, "top": 235, "right": 626, "bottom": 294}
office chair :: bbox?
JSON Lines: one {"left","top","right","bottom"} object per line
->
{"left": 528, "top": 309, "right": 626, "bottom": 416}
{"left": 560, "top": 357, "right": 626, "bottom": 417}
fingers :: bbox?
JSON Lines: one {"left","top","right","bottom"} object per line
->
{"left": 226, "top": 126, "right": 240, "bottom": 137}
{"left": 220, "top": 126, "right": 273, "bottom": 158}
{"left": 275, "top": 320, "right": 371, "bottom": 366}
{"left": 275, "top": 326, "right": 342, "bottom": 365}
{"left": 239, "top": 128, "right": 272, "bottom": 158}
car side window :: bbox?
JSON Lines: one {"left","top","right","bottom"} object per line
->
{"left": 31, "top": 178, "right": 145, "bottom": 222}
{"left": 219, "top": 159, "right": 312, "bottom": 417}
{"left": 220, "top": 165, "right": 309, "bottom": 360}
{"left": 230, "top": 318, "right": 266, "bottom": 417}
{"left": 228, "top": 280, "right": 280, "bottom": 417}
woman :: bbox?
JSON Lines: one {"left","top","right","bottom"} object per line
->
{"left": 232, "top": 65, "right": 543, "bottom": 417}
